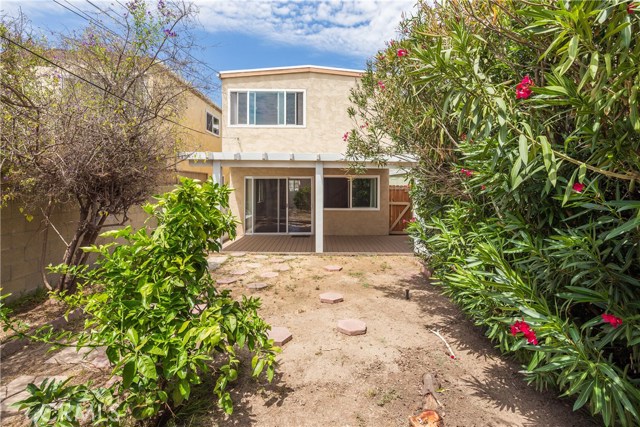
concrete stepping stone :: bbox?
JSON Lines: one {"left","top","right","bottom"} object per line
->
{"left": 254, "top": 255, "right": 269, "bottom": 260}
{"left": 324, "top": 265, "right": 343, "bottom": 272}
{"left": 245, "top": 282, "right": 269, "bottom": 290}
{"left": 216, "top": 277, "right": 238, "bottom": 285}
{"left": 269, "top": 327, "right": 292, "bottom": 346}
{"left": 207, "top": 255, "right": 228, "bottom": 270}
{"left": 320, "top": 292, "right": 344, "bottom": 304}
{"left": 191, "top": 303, "right": 207, "bottom": 314}
{"left": 244, "top": 263, "right": 263, "bottom": 269}
{"left": 259, "top": 271, "right": 279, "bottom": 279}
{"left": 229, "top": 252, "right": 247, "bottom": 257}
{"left": 45, "top": 346, "right": 93, "bottom": 364}
{"left": 272, "top": 264, "right": 290, "bottom": 272}
{"left": 337, "top": 319, "right": 367, "bottom": 336}
{"left": 282, "top": 255, "right": 297, "bottom": 260}
{"left": 1, "top": 375, "right": 68, "bottom": 415}
{"left": 230, "top": 269, "right": 249, "bottom": 276}
{"left": 271, "top": 258, "right": 287, "bottom": 263}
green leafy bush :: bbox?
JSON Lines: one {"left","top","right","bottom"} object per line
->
{"left": 3, "top": 178, "right": 278, "bottom": 425}
{"left": 348, "top": 1, "right": 640, "bottom": 425}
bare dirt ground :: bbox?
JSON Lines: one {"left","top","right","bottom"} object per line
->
{"left": 1, "top": 253, "right": 598, "bottom": 427}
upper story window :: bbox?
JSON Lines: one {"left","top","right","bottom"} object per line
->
{"left": 229, "top": 90, "right": 304, "bottom": 126}
{"left": 206, "top": 111, "right": 220, "bottom": 135}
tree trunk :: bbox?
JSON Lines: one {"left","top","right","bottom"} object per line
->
{"left": 39, "top": 199, "right": 54, "bottom": 291}
{"left": 57, "top": 203, "right": 90, "bottom": 291}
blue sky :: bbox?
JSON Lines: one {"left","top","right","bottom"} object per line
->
{"left": 1, "top": 0, "right": 415, "bottom": 103}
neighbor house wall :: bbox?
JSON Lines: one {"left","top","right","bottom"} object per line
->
{"left": 220, "top": 72, "right": 359, "bottom": 154}
{"left": 226, "top": 167, "right": 388, "bottom": 237}
{"left": 1, "top": 188, "right": 170, "bottom": 300}
{"left": 175, "top": 91, "right": 222, "bottom": 178}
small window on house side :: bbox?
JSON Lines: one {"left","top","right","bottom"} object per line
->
{"left": 206, "top": 112, "right": 220, "bottom": 135}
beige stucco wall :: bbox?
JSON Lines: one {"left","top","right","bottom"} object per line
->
{"left": 176, "top": 91, "right": 222, "bottom": 177}
{"left": 226, "top": 167, "right": 388, "bottom": 237}
{"left": 1, "top": 188, "right": 170, "bottom": 300}
{"left": 220, "top": 72, "right": 359, "bottom": 154}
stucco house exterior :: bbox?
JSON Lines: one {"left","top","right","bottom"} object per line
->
{"left": 173, "top": 85, "right": 222, "bottom": 180}
{"left": 187, "top": 65, "right": 414, "bottom": 252}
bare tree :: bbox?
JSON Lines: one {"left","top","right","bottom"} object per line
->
{"left": 1, "top": 0, "right": 211, "bottom": 292}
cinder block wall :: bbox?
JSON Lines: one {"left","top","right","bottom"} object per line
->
{"left": 1, "top": 188, "right": 170, "bottom": 300}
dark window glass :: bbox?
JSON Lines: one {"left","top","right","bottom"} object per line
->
{"left": 324, "top": 178, "right": 349, "bottom": 208}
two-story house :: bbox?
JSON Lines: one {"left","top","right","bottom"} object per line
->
{"left": 189, "top": 65, "right": 413, "bottom": 253}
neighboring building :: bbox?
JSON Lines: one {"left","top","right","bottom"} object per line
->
{"left": 174, "top": 86, "right": 222, "bottom": 180}
{"left": 187, "top": 65, "right": 414, "bottom": 252}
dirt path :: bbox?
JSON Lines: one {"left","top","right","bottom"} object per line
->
{"left": 203, "top": 254, "right": 596, "bottom": 427}
{"left": 1, "top": 254, "right": 597, "bottom": 426}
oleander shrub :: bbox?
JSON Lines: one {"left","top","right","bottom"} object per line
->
{"left": 348, "top": 1, "right": 640, "bottom": 425}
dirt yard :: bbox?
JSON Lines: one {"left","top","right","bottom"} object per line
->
{"left": 1, "top": 253, "right": 598, "bottom": 426}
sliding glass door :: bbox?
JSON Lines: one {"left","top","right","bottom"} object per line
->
{"left": 245, "top": 177, "right": 312, "bottom": 234}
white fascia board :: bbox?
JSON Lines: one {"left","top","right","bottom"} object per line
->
{"left": 186, "top": 152, "right": 418, "bottom": 166}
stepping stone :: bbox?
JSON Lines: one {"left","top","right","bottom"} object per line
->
{"left": 244, "top": 263, "right": 263, "bottom": 269}
{"left": 229, "top": 252, "right": 247, "bottom": 257}
{"left": 269, "top": 327, "right": 292, "bottom": 346}
{"left": 271, "top": 258, "right": 287, "bottom": 263}
{"left": 207, "top": 255, "right": 228, "bottom": 270}
{"left": 245, "top": 282, "right": 269, "bottom": 290}
{"left": 282, "top": 255, "right": 297, "bottom": 260}
{"left": 320, "top": 292, "right": 344, "bottom": 304}
{"left": 324, "top": 265, "right": 343, "bottom": 272}
{"left": 191, "top": 303, "right": 207, "bottom": 314}
{"left": 216, "top": 277, "right": 238, "bottom": 285}
{"left": 45, "top": 346, "right": 93, "bottom": 364}
{"left": 88, "top": 351, "right": 110, "bottom": 370}
{"left": 337, "top": 319, "right": 367, "bottom": 336}
{"left": 230, "top": 269, "right": 249, "bottom": 276}
{"left": 272, "top": 264, "right": 290, "bottom": 272}
{"left": 259, "top": 271, "right": 279, "bottom": 279}
{"left": 254, "top": 255, "right": 269, "bottom": 260}
{"left": 2, "top": 375, "right": 68, "bottom": 415}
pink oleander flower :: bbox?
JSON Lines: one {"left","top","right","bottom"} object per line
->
{"left": 481, "top": 185, "right": 486, "bottom": 190}
{"left": 397, "top": 48, "right": 408, "bottom": 57}
{"left": 460, "top": 168, "right": 473, "bottom": 177}
{"left": 628, "top": 2, "right": 638, "bottom": 13}
{"left": 377, "top": 80, "right": 385, "bottom": 90}
{"left": 515, "top": 75, "right": 534, "bottom": 100}
{"left": 511, "top": 320, "right": 538, "bottom": 345}
{"left": 572, "top": 182, "right": 585, "bottom": 193}
{"left": 342, "top": 132, "right": 349, "bottom": 142}
{"left": 602, "top": 313, "right": 623, "bottom": 328}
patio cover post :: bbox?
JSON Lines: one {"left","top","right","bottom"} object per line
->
{"left": 315, "top": 161, "right": 324, "bottom": 253}
{"left": 212, "top": 160, "right": 222, "bottom": 184}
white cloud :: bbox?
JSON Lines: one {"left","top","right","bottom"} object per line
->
{"left": 1, "top": 0, "right": 416, "bottom": 59}
{"left": 194, "top": 0, "right": 415, "bottom": 58}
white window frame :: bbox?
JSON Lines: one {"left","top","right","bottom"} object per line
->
{"left": 323, "top": 175, "right": 380, "bottom": 211}
{"left": 244, "top": 176, "right": 314, "bottom": 235}
{"left": 206, "top": 111, "right": 220, "bottom": 135}
{"left": 227, "top": 88, "right": 306, "bottom": 128}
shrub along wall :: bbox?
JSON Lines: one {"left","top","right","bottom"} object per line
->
{"left": 1, "top": 189, "right": 167, "bottom": 299}
{"left": 347, "top": 1, "right": 640, "bottom": 426}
